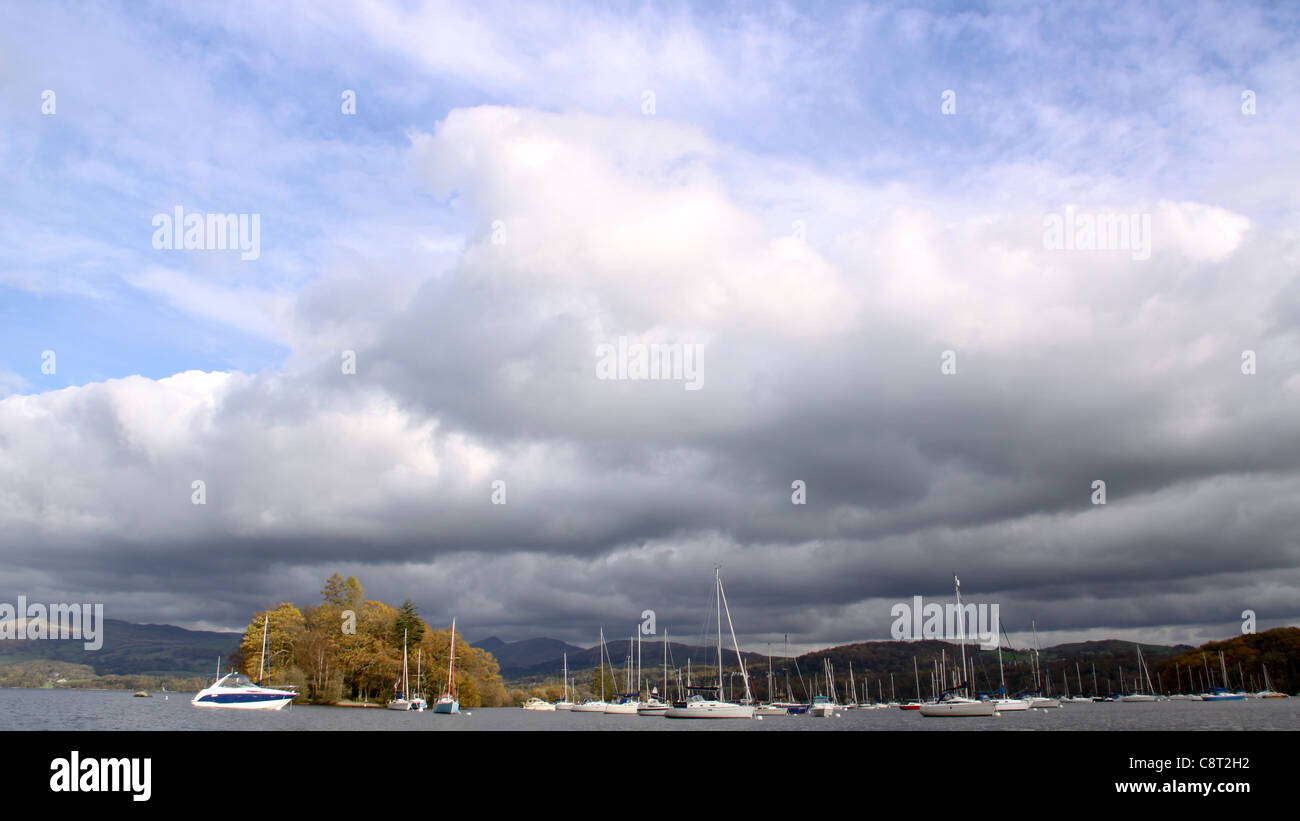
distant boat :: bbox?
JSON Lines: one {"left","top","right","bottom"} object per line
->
{"left": 1200, "top": 651, "right": 1245, "bottom": 701}
{"left": 433, "top": 618, "right": 461, "bottom": 714}
{"left": 133, "top": 691, "right": 151, "bottom": 698}
{"left": 387, "top": 629, "right": 417, "bottom": 711}
{"left": 919, "top": 576, "right": 998, "bottom": 717}
{"left": 920, "top": 697, "right": 998, "bottom": 717}
{"left": 1258, "top": 665, "right": 1288, "bottom": 699}
{"left": 809, "top": 694, "right": 836, "bottom": 717}
{"left": 605, "top": 633, "right": 640, "bottom": 714}
{"left": 638, "top": 633, "right": 670, "bottom": 715}
{"left": 573, "top": 628, "right": 611, "bottom": 712}
{"left": 555, "top": 653, "right": 575, "bottom": 710}
{"left": 521, "top": 697, "right": 555, "bottom": 711}
{"left": 1119, "top": 644, "right": 1159, "bottom": 701}
{"left": 664, "top": 568, "right": 755, "bottom": 720}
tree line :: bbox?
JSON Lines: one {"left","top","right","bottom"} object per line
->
{"left": 235, "top": 574, "right": 509, "bottom": 706}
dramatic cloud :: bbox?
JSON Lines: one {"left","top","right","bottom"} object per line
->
{"left": 1, "top": 1, "right": 1298, "bottom": 651}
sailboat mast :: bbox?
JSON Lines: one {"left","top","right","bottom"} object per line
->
{"left": 998, "top": 643, "right": 1006, "bottom": 697}
{"left": 715, "top": 568, "right": 751, "bottom": 701}
{"left": 446, "top": 618, "right": 456, "bottom": 697}
{"left": 954, "top": 576, "right": 967, "bottom": 696}
{"left": 402, "top": 628, "right": 409, "bottom": 699}
{"left": 258, "top": 612, "right": 269, "bottom": 683}
{"left": 599, "top": 627, "right": 607, "bottom": 702}
{"left": 715, "top": 567, "right": 724, "bottom": 694}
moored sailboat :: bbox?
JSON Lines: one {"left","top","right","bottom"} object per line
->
{"left": 664, "top": 568, "right": 755, "bottom": 719}
{"left": 432, "top": 618, "right": 461, "bottom": 714}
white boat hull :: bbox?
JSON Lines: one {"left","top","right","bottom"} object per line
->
{"left": 993, "top": 698, "right": 1029, "bottom": 711}
{"left": 604, "top": 701, "right": 639, "bottom": 714}
{"left": 664, "top": 702, "right": 754, "bottom": 719}
{"left": 919, "top": 700, "right": 998, "bottom": 717}
{"left": 1027, "top": 697, "right": 1061, "bottom": 708}
{"left": 571, "top": 701, "right": 608, "bottom": 712}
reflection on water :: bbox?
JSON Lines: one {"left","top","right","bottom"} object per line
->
{"left": 1, "top": 689, "right": 1297, "bottom": 731}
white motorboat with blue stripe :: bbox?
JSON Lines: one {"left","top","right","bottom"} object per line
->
{"left": 191, "top": 672, "right": 296, "bottom": 710}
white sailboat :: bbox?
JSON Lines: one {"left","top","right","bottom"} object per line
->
{"left": 572, "top": 628, "right": 611, "bottom": 712}
{"left": 387, "top": 628, "right": 415, "bottom": 710}
{"left": 637, "top": 631, "right": 671, "bottom": 715}
{"left": 1120, "top": 644, "right": 1158, "bottom": 702}
{"left": 665, "top": 568, "right": 755, "bottom": 719}
{"left": 432, "top": 618, "right": 460, "bottom": 714}
{"left": 919, "top": 576, "right": 998, "bottom": 717}
{"left": 1258, "top": 665, "right": 1288, "bottom": 698}
{"left": 991, "top": 642, "right": 1028, "bottom": 711}
{"left": 555, "top": 653, "right": 576, "bottom": 710}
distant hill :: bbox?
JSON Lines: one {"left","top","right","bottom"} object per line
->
{"left": 0, "top": 619, "right": 240, "bottom": 677}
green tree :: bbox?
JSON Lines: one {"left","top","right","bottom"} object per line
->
{"left": 394, "top": 598, "right": 424, "bottom": 647}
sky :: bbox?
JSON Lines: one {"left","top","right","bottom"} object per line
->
{"left": 1, "top": 0, "right": 1298, "bottom": 653}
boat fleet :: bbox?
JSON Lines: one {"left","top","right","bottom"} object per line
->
{"left": 185, "top": 576, "right": 1290, "bottom": 718}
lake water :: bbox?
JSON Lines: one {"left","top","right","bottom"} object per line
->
{"left": 2, "top": 689, "right": 1297, "bottom": 730}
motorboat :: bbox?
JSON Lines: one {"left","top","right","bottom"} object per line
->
{"left": 522, "top": 697, "right": 556, "bottom": 711}
{"left": 191, "top": 672, "right": 296, "bottom": 710}
{"left": 809, "top": 694, "right": 836, "bottom": 717}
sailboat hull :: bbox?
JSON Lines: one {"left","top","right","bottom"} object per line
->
{"left": 433, "top": 697, "right": 460, "bottom": 714}
{"left": 664, "top": 702, "right": 754, "bottom": 719}
{"left": 919, "top": 700, "right": 998, "bottom": 717}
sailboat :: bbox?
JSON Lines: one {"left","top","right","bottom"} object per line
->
{"left": 638, "top": 632, "right": 671, "bottom": 715}
{"left": 664, "top": 568, "right": 755, "bottom": 719}
{"left": 1200, "top": 650, "right": 1245, "bottom": 701}
{"left": 572, "top": 628, "right": 611, "bottom": 712}
{"left": 810, "top": 658, "right": 838, "bottom": 716}
{"left": 555, "top": 653, "right": 576, "bottom": 710}
{"left": 605, "top": 634, "right": 640, "bottom": 714}
{"left": 919, "top": 577, "right": 998, "bottom": 717}
{"left": 991, "top": 642, "right": 1028, "bottom": 711}
{"left": 753, "top": 645, "right": 786, "bottom": 715}
{"left": 1119, "top": 644, "right": 1158, "bottom": 702}
{"left": 1021, "top": 622, "right": 1060, "bottom": 708}
{"left": 387, "top": 628, "right": 416, "bottom": 710}
{"left": 900, "top": 656, "right": 925, "bottom": 710}
{"left": 432, "top": 618, "right": 461, "bottom": 714}
{"left": 1258, "top": 665, "right": 1288, "bottom": 698}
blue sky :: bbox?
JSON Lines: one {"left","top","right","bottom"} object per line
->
{"left": 1, "top": 1, "right": 1298, "bottom": 646}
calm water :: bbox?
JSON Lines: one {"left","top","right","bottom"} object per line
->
{"left": 1, "top": 690, "right": 1297, "bottom": 731}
